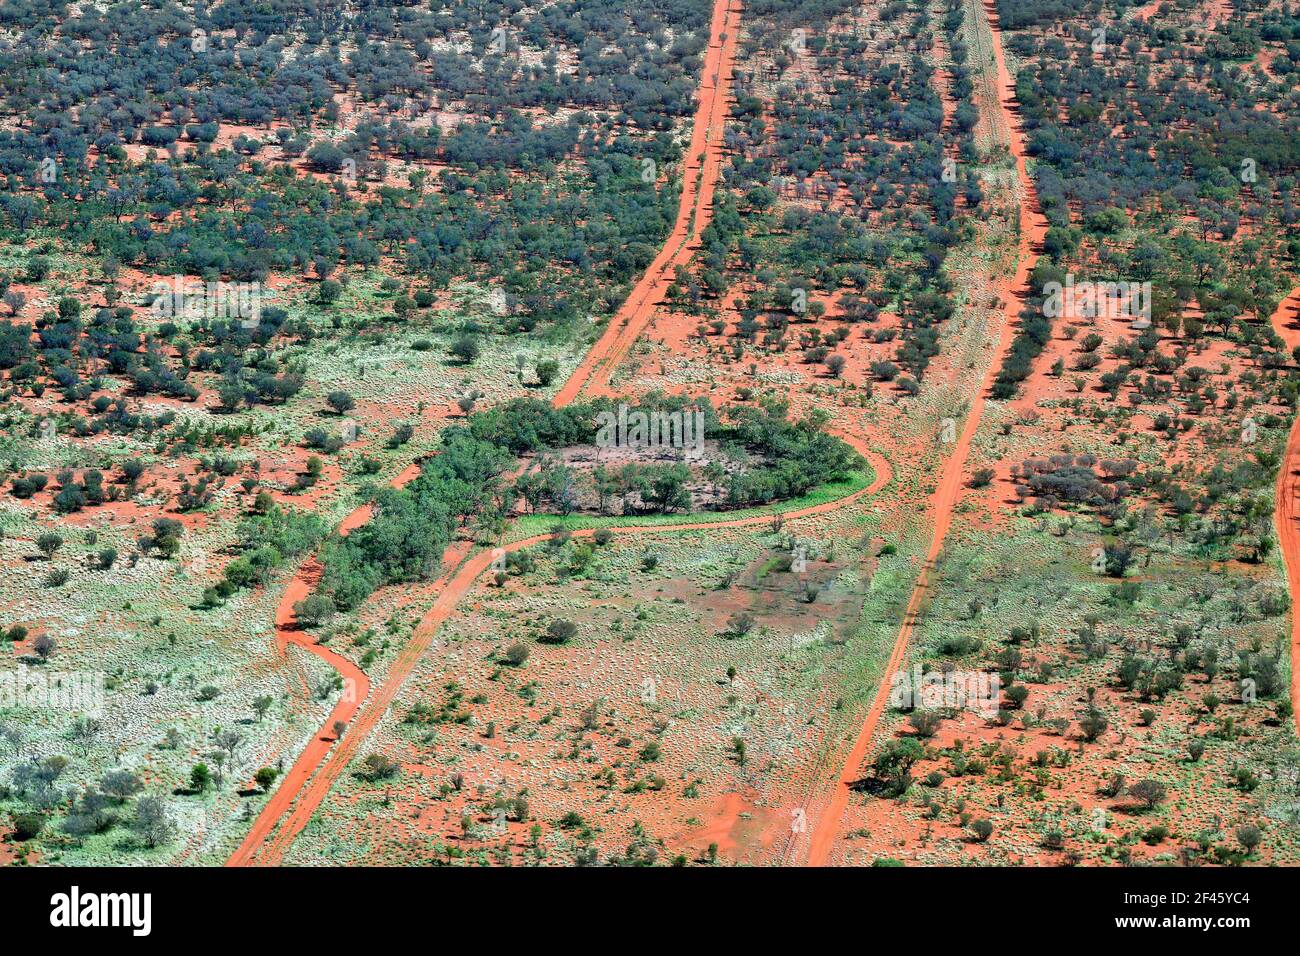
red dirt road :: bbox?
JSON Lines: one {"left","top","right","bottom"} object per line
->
{"left": 554, "top": 0, "right": 741, "bottom": 406}
{"left": 801, "top": 0, "right": 1048, "bottom": 867}
{"left": 225, "top": 463, "right": 420, "bottom": 867}
{"left": 1269, "top": 288, "right": 1300, "bottom": 735}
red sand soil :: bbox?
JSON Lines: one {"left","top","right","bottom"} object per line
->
{"left": 1269, "top": 287, "right": 1300, "bottom": 736}
{"left": 227, "top": 0, "right": 750, "bottom": 866}
{"left": 232, "top": 429, "right": 890, "bottom": 865}
{"left": 802, "top": 0, "right": 1049, "bottom": 867}
{"left": 217, "top": 0, "right": 1293, "bottom": 869}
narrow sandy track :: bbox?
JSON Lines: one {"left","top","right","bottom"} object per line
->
{"left": 1269, "top": 288, "right": 1300, "bottom": 734}
{"left": 802, "top": 0, "right": 1047, "bottom": 867}
{"left": 555, "top": 0, "right": 741, "bottom": 405}
{"left": 224, "top": 463, "right": 423, "bottom": 867}
{"left": 228, "top": 0, "right": 752, "bottom": 866}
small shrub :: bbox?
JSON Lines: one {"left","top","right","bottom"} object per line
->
{"left": 12, "top": 813, "right": 45, "bottom": 840}
{"left": 541, "top": 619, "right": 577, "bottom": 645}
{"left": 1129, "top": 778, "right": 1167, "bottom": 810}
{"left": 362, "top": 753, "right": 400, "bottom": 780}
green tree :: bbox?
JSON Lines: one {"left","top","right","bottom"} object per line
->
{"left": 873, "top": 738, "right": 924, "bottom": 795}
{"left": 449, "top": 335, "right": 480, "bottom": 364}
{"left": 36, "top": 532, "right": 63, "bottom": 559}
{"left": 535, "top": 359, "right": 559, "bottom": 386}
{"left": 252, "top": 695, "right": 274, "bottom": 722}
{"left": 132, "top": 795, "right": 176, "bottom": 848}
{"left": 326, "top": 390, "right": 355, "bottom": 414}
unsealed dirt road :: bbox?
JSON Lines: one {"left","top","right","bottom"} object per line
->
{"left": 233, "top": 436, "right": 888, "bottom": 865}
{"left": 1269, "top": 288, "right": 1300, "bottom": 734}
{"left": 802, "top": 0, "right": 1048, "bottom": 866}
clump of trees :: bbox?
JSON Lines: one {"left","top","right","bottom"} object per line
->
{"left": 1011, "top": 453, "right": 1134, "bottom": 513}
{"left": 317, "top": 431, "right": 511, "bottom": 610}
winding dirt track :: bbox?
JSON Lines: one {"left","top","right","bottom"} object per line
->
{"left": 233, "top": 437, "right": 889, "bottom": 866}
{"left": 226, "top": 0, "right": 1066, "bottom": 868}
{"left": 228, "top": 0, "right": 771, "bottom": 867}
{"left": 802, "top": 0, "right": 1047, "bottom": 867}
{"left": 1269, "top": 288, "right": 1300, "bottom": 734}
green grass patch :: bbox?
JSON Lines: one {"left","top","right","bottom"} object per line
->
{"left": 506, "top": 466, "right": 877, "bottom": 542}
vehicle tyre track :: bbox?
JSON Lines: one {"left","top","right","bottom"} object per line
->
{"left": 802, "top": 0, "right": 1047, "bottom": 867}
